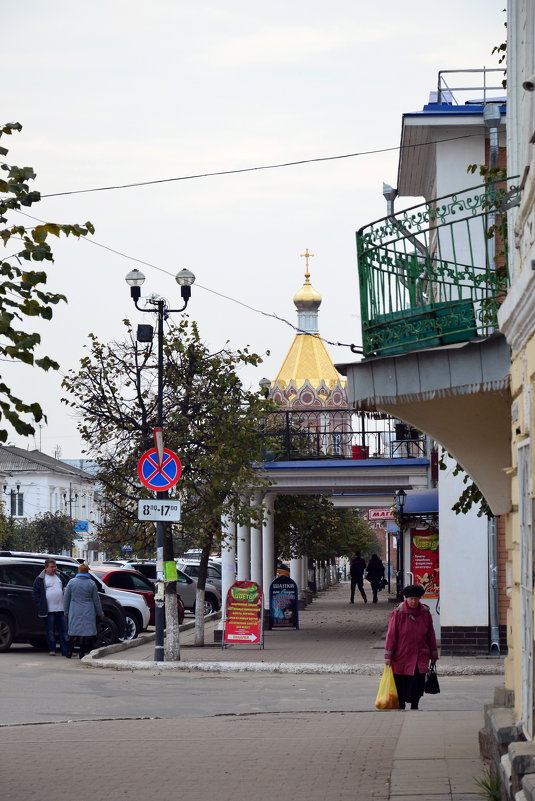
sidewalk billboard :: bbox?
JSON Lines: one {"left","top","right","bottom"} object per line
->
{"left": 223, "top": 581, "right": 263, "bottom": 647}
{"left": 411, "top": 530, "right": 439, "bottom": 598}
{"left": 269, "top": 575, "right": 299, "bottom": 630}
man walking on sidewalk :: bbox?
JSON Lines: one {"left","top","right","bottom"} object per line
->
{"left": 349, "top": 552, "right": 367, "bottom": 604}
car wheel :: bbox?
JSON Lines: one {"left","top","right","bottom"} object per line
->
{"left": 204, "top": 594, "right": 219, "bottom": 615}
{"left": 96, "top": 616, "right": 119, "bottom": 647}
{"left": 121, "top": 610, "right": 141, "bottom": 640}
{"left": 0, "top": 613, "right": 14, "bottom": 652}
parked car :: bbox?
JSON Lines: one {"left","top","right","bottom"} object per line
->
{"left": 90, "top": 567, "right": 185, "bottom": 627}
{"left": 0, "top": 551, "right": 150, "bottom": 640}
{"left": 0, "top": 556, "right": 126, "bottom": 652}
{"left": 119, "top": 561, "right": 221, "bottom": 615}
{"left": 176, "top": 559, "right": 222, "bottom": 592}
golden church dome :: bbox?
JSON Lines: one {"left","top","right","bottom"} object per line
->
{"left": 293, "top": 277, "right": 322, "bottom": 310}
{"left": 293, "top": 248, "right": 322, "bottom": 310}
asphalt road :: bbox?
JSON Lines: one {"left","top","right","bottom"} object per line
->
{"left": 0, "top": 643, "right": 500, "bottom": 726}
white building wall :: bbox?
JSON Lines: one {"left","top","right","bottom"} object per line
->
{"left": 435, "top": 135, "right": 486, "bottom": 198}
{"left": 439, "top": 455, "right": 489, "bottom": 627}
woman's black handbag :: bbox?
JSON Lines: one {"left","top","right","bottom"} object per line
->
{"left": 424, "top": 663, "right": 440, "bottom": 694}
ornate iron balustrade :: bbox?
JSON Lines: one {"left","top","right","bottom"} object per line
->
{"left": 356, "top": 179, "right": 519, "bottom": 358}
{"left": 261, "top": 410, "right": 426, "bottom": 461}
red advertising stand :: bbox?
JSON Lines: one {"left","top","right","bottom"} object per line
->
{"left": 223, "top": 581, "right": 264, "bottom": 649}
{"left": 410, "top": 530, "right": 440, "bottom": 598}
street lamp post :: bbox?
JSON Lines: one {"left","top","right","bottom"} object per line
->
{"left": 125, "top": 267, "right": 196, "bottom": 662}
{"left": 3, "top": 483, "right": 21, "bottom": 537}
{"left": 396, "top": 488, "right": 407, "bottom": 601}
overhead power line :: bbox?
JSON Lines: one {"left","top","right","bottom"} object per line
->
{"left": 14, "top": 209, "right": 363, "bottom": 354}
{"left": 39, "top": 134, "right": 479, "bottom": 198}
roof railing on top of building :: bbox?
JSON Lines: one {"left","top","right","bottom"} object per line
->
{"left": 261, "top": 409, "right": 426, "bottom": 462}
{"left": 436, "top": 68, "right": 506, "bottom": 105}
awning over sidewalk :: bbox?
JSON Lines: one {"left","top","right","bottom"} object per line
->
{"left": 399, "top": 488, "right": 438, "bottom": 516}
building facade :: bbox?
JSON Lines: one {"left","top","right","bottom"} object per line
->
{"left": 0, "top": 446, "right": 102, "bottom": 559}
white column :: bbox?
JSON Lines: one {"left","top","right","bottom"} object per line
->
{"left": 237, "top": 516, "right": 251, "bottom": 582}
{"left": 262, "top": 494, "right": 276, "bottom": 609}
{"left": 250, "top": 491, "right": 263, "bottom": 587}
{"left": 221, "top": 516, "right": 236, "bottom": 619}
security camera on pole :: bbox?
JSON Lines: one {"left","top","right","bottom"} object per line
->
{"left": 126, "top": 267, "right": 195, "bottom": 662}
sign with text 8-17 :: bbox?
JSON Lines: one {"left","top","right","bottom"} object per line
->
{"left": 137, "top": 500, "right": 181, "bottom": 522}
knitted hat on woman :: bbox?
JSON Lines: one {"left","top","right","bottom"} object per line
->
{"left": 402, "top": 584, "right": 425, "bottom": 598}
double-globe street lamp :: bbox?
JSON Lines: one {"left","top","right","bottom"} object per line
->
{"left": 125, "top": 266, "right": 196, "bottom": 661}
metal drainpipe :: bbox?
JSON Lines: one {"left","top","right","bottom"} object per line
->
{"left": 483, "top": 104, "right": 501, "bottom": 656}
{"left": 488, "top": 515, "right": 501, "bottom": 655}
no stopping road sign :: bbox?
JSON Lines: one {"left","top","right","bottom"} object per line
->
{"left": 137, "top": 448, "right": 182, "bottom": 491}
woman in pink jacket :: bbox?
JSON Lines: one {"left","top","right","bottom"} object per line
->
{"left": 384, "top": 584, "right": 439, "bottom": 710}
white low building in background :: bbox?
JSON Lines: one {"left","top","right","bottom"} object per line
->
{"left": 0, "top": 446, "right": 103, "bottom": 560}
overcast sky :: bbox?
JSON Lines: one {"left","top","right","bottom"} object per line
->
{"left": 4, "top": 1, "right": 506, "bottom": 458}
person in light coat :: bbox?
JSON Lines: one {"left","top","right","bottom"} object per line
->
{"left": 384, "top": 584, "right": 439, "bottom": 710}
{"left": 64, "top": 563, "right": 104, "bottom": 658}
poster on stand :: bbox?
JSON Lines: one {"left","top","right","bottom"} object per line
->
{"left": 223, "top": 581, "right": 263, "bottom": 647}
{"left": 410, "top": 529, "right": 440, "bottom": 598}
{"left": 269, "top": 575, "right": 299, "bottom": 630}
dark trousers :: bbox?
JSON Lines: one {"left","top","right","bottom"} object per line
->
{"left": 350, "top": 576, "right": 367, "bottom": 602}
{"left": 393, "top": 668, "right": 425, "bottom": 709}
{"left": 369, "top": 580, "right": 381, "bottom": 603}
{"left": 70, "top": 636, "right": 96, "bottom": 658}
{"left": 46, "top": 611, "right": 69, "bottom": 655}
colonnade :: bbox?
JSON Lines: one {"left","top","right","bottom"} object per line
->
{"left": 221, "top": 492, "right": 309, "bottom": 612}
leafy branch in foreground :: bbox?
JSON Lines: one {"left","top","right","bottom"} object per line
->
{"left": 0, "top": 122, "right": 94, "bottom": 440}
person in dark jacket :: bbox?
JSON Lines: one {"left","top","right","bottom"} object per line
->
{"left": 64, "top": 562, "right": 104, "bottom": 659}
{"left": 32, "top": 558, "right": 71, "bottom": 657}
{"left": 384, "top": 584, "right": 439, "bottom": 710}
{"left": 366, "top": 554, "right": 386, "bottom": 603}
{"left": 349, "top": 552, "right": 367, "bottom": 603}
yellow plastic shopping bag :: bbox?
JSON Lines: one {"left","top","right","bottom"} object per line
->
{"left": 374, "top": 665, "right": 400, "bottom": 709}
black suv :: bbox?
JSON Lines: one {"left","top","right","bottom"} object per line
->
{"left": 0, "top": 556, "right": 126, "bottom": 652}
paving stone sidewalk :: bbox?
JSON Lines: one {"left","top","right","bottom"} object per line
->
{"left": 88, "top": 580, "right": 504, "bottom": 675}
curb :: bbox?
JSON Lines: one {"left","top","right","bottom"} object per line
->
{"left": 84, "top": 653, "right": 504, "bottom": 676}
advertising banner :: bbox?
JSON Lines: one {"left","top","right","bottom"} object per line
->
{"left": 269, "top": 575, "right": 299, "bottom": 630}
{"left": 223, "top": 581, "right": 263, "bottom": 647}
{"left": 410, "top": 530, "right": 439, "bottom": 598}
{"left": 368, "top": 508, "right": 395, "bottom": 521}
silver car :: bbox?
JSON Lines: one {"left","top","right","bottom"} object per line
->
{"left": 176, "top": 560, "right": 222, "bottom": 592}
{"left": 121, "top": 561, "right": 221, "bottom": 615}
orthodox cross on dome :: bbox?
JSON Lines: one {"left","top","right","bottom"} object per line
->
{"left": 300, "top": 248, "right": 315, "bottom": 279}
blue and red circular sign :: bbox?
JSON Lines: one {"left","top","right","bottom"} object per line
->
{"left": 137, "top": 448, "right": 182, "bottom": 491}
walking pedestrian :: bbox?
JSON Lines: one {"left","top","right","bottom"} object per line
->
{"left": 384, "top": 584, "right": 439, "bottom": 710}
{"left": 32, "top": 558, "right": 71, "bottom": 657}
{"left": 64, "top": 562, "right": 104, "bottom": 658}
{"left": 349, "top": 552, "right": 367, "bottom": 603}
{"left": 366, "top": 554, "right": 385, "bottom": 603}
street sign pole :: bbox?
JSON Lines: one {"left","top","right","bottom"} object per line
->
{"left": 154, "top": 301, "right": 165, "bottom": 663}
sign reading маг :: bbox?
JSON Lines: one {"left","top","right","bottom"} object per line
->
{"left": 223, "top": 581, "right": 263, "bottom": 647}
{"left": 269, "top": 575, "right": 299, "bottom": 631}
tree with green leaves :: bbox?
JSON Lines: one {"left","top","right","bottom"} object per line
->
{"left": 0, "top": 122, "right": 94, "bottom": 442}
{"left": 0, "top": 511, "right": 74, "bottom": 553}
{"left": 62, "top": 318, "right": 274, "bottom": 654}
{"left": 274, "top": 494, "right": 380, "bottom": 563}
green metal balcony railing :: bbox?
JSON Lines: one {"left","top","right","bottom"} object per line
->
{"left": 356, "top": 179, "right": 519, "bottom": 358}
